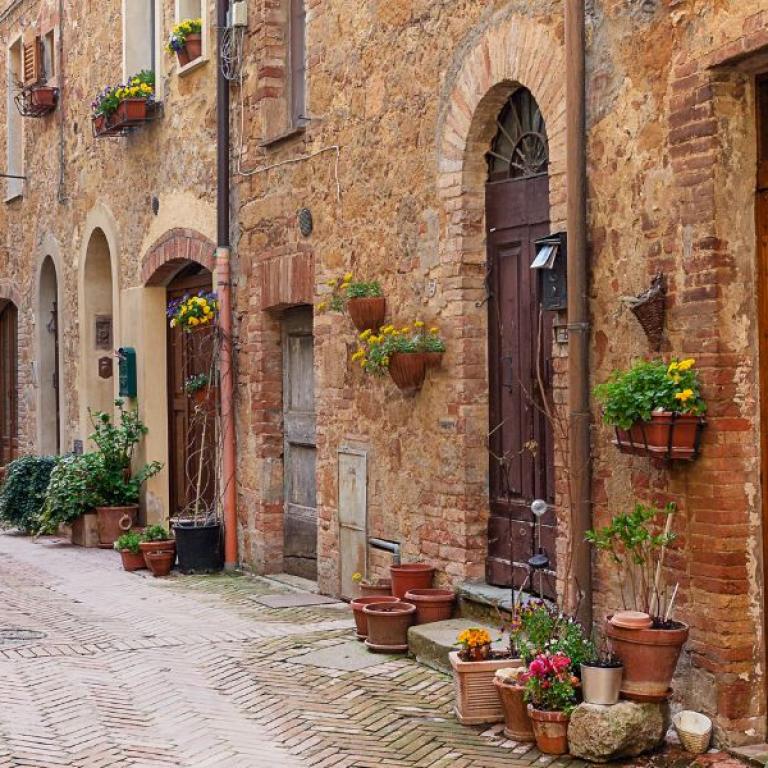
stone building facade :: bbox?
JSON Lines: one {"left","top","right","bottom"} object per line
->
{"left": 2, "top": 0, "right": 768, "bottom": 747}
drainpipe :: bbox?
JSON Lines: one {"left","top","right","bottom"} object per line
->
{"left": 216, "top": 0, "right": 237, "bottom": 569}
{"left": 565, "top": 0, "right": 592, "bottom": 625}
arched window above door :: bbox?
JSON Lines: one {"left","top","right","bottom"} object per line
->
{"left": 487, "top": 87, "right": 549, "bottom": 181}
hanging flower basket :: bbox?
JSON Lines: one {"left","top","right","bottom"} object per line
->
{"left": 347, "top": 297, "right": 386, "bottom": 333}
{"left": 614, "top": 412, "right": 706, "bottom": 461}
{"left": 388, "top": 352, "right": 426, "bottom": 392}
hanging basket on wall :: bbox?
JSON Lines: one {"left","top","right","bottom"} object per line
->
{"left": 626, "top": 274, "right": 666, "bottom": 351}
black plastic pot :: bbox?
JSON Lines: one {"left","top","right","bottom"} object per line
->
{"left": 173, "top": 521, "right": 223, "bottom": 574}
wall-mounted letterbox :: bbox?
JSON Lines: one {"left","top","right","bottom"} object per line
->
{"left": 117, "top": 347, "right": 137, "bottom": 398}
{"left": 531, "top": 232, "right": 568, "bottom": 311}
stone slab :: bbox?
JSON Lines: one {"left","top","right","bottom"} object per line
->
{"left": 293, "top": 640, "right": 398, "bottom": 671}
{"left": 251, "top": 592, "right": 343, "bottom": 608}
{"left": 408, "top": 618, "right": 508, "bottom": 675}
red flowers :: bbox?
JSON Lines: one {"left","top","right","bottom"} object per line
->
{"left": 523, "top": 651, "right": 571, "bottom": 681}
{"left": 521, "top": 652, "right": 577, "bottom": 713}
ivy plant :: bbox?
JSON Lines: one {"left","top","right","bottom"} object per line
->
{"left": 0, "top": 455, "right": 57, "bottom": 533}
{"left": 37, "top": 453, "right": 104, "bottom": 533}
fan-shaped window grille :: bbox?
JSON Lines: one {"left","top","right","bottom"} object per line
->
{"left": 487, "top": 88, "right": 549, "bottom": 181}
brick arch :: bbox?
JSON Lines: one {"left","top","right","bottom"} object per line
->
{"left": 0, "top": 279, "right": 22, "bottom": 309}
{"left": 141, "top": 228, "right": 215, "bottom": 286}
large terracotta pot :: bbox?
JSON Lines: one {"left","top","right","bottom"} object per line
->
{"left": 119, "top": 549, "right": 146, "bottom": 572}
{"left": 527, "top": 706, "right": 570, "bottom": 755}
{"left": 96, "top": 505, "right": 138, "bottom": 549}
{"left": 390, "top": 563, "right": 434, "bottom": 599}
{"left": 403, "top": 588, "right": 455, "bottom": 624}
{"left": 363, "top": 601, "right": 415, "bottom": 652}
{"left": 351, "top": 596, "right": 400, "bottom": 639}
{"left": 347, "top": 297, "right": 386, "bottom": 333}
{"left": 388, "top": 352, "right": 426, "bottom": 392}
{"left": 359, "top": 579, "right": 392, "bottom": 597}
{"left": 450, "top": 652, "right": 522, "bottom": 725}
{"left": 494, "top": 676, "right": 534, "bottom": 741}
{"left": 605, "top": 617, "right": 689, "bottom": 700}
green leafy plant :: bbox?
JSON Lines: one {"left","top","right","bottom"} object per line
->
{"left": 114, "top": 531, "right": 141, "bottom": 554}
{"left": 594, "top": 358, "right": 706, "bottom": 429}
{"left": 586, "top": 502, "right": 677, "bottom": 620}
{"left": 143, "top": 524, "right": 172, "bottom": 542}
{"left": 317, "top": 273, "right": 383, "bottom": 313}
{"left": 520, "top": 652, "right": 578, "bottom": 713}
{"left": 0, "top": 455, "right": 57, "bottom": 533}
{"left": 184, "top": 373, "right": 210, "bottom": 395}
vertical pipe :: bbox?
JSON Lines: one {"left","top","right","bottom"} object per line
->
{"left": 565, "top": 0, "right": 592, "bottom": 624}
{"left": 216, "top": 0, "right": 237, "bottom": 568}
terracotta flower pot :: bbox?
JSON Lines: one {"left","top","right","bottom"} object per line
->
{"left": 191, "top": 386, "right": 217, "bottom": 413}
{"left": 527, "top": 705, "right": 570, "bottom": 755}
{"left": 390, "top": 563, "right": 434, "bottom": 599}
{"left": 362, "top": 601, "right": 415, "bottom": 652}
{"left": 403, "top": 588, "right": 455, "bottom": 625}
{"left": 93, "top": 114, "right": 107, "bottom": 135}
{"left": 646, "top": 411, "right": 702, "bottom": 459}
{"left": 450, "top": 652, "right": 522, "bottom": 725}
{"left": 119, "top": 549, "right": 146, "bottom": 572}
{"left": 116, "top": 98, "right": 148, "bottom": 126}
{"left": 350, "top": 596, "right": 400, "bottom": 639}
{"left": 388, "top": 352, "right": 426, "bottom": 392}
{"left": 347, "top": 297, "right": 386, "bottom": 333}
{"left": 605, "top": 616, "right": 689, "bottom": 700}
{"left": 359, "top": 579, "right": 392, "bottom": 597}
{"left": 179, "top": 34, "right": 202, "bottom": 65}
{"left": 140, "top": 539, "right": 176, "bottom": 568}
{"left": 30, "top": 86, "right": 57, "bottom": 108}
{"left": 494, "top": 677, "right": 535, "bottom": 741}
{"left": 96, "top": 505, "right": 138, "bottom": 549}
{"left": 145, "top": 550, "right": 175, "bottom": 577}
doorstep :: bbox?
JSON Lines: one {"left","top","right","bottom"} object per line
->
{"left": 408, "top": 619, "right": 509, "bottom": 675}
{"left": 456, "top": 581, "right": 552, "bottom": 624}
{"left": 728, "top": 744, "right": 768, "bottom": 767}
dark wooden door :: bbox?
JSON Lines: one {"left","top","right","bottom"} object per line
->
{"left": 486, "top": 173, "right": 556, "bottom": 597}
{"left": 0, "top": 302, "right": 18, "bottom": 466}
{"left": 282, "top": 307, "right": 317, "bottom": 579}
{"left": 167, "top": 270, "right": 216, "bottom": 519}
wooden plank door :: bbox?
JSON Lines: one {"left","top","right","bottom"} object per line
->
{"left": 0, "top": 303, "right": 18, "bottom": 466}
{"left": 167, "top": 270, "right": 216, "bottom": 519}
{"left": 486, "top": 173, "right": 557, "bottom": 597}
{"left": 282, "top": 307, "right": 318, "bottom": 580}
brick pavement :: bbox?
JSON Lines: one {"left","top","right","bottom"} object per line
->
{"left": 0, "top": 533, "right": 751, "bottom": 768}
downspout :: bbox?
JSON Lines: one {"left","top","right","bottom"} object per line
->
{"left": 565, "top": 0, "right": 592, "bottom": 624}
{"left": 216, "top": 0, "right": 237, "bottom": 569}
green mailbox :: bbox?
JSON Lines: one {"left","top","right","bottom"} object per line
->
{"left": 118, "top": 347, "right": 137, "bottom": 398}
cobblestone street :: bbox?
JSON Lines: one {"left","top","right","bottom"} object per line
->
{"left": 0, "top": 533, "right": 750, "bottom": 768}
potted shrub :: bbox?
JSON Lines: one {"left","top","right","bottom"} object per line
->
{"left": 88, "top": 401, "right": 162, "bottom": 548}
{"left": 353, "top": 324, "right": 430, "bottom": 392}
{"left": 521, "top": 652, "right": 578, "bottom": 755}
{"left": 594, "top": 358, "right": 707, "bottom": 459}
{"left": 166, "top": 18, "right": 203, "bottom": 67}
{"left": 0, "top": 455, "right": 56, "bottom": 534}
{"left": 114, "top": 531, "right": 145, "bottom": 572}
{"left": 449, "top": 627, "right": 522, "bottom": 724}
{"left": 587, "top": 502, "right": 689, "bottom": 700}
{"left": 318, "top": 273, "right": 385, "bottom": 333}
{"left": 140, "top": 524, "right": 176, "bottom": 572}
{"left": 580, "top": 633, "right": 623, "bottom": 705}
{"left": 362, "top": 601, "right": 416, "bottom": 652}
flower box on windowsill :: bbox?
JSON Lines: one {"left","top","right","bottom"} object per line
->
{"left": 93, "top": 100, "right": 157, "bottom": 138}
{"left": 613, "top": 412, "right": 706, "bottom": 461}
{"left": 14, "top": 85, "right": 58, "bottom": 117}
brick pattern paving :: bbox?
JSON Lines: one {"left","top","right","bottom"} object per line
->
{"left": 0, "top": 533, "right": 750, "bottom": 768}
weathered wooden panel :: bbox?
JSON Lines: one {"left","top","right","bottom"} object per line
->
{"left": 338, "top": 448, "right": 367, "bottom": 599}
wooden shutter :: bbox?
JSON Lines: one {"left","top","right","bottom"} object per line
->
{"left": 0, "top": 303, "right": 18, "bottom": 466}
{"left": 21, "top": 29, "right": 41, "bottom": 86}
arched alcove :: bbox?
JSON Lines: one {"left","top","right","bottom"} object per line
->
{"left": 82, "top": 229, "right": 115, "bottom": 419}
{"left": 38, "top": 256, "right": 61, "bottom": 454}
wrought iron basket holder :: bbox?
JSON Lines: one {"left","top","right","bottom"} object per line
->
{"left": 613, "top": 414, "right": 706, "bottom": 462}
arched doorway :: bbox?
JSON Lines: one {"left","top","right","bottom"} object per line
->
{"left": 82, "top": 229, "right": 115, "bottom": 418}
{"left": 0, "top": 301, "right": 18, "bottom": 465}
{"left": 38, "top": 257, "right": 61, "bottom": 454}
{"left": 485, "top": 87, "right": 557, "bottom": 597}
{"left": 166, "top": 263, "right": 216, "bottom": 519}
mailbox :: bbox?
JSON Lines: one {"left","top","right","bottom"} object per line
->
{"left": 117, "top": 347, "right": 137, "bottom": 398}
{"left": 531, "top": 232, "right": 567, "bottom": 311}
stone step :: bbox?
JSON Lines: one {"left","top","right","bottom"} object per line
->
{"left": 407, "top": 618, "right": 509, "bottom": 675}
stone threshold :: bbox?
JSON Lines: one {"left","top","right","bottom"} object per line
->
{"left": 728, "top": 744, "right": 768, "bottom": 767}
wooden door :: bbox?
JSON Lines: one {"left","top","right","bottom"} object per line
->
{"left": 484, "top": 89, "right": 556, "bottom": 597}
{"left": 282, "top": 307, "right": 318, "bottom": 580}
{"left": 0, "top": 302, "right": 18, "bottom": 466}
{"left": 167, "top": 269, "right": 216, "bottom": 519}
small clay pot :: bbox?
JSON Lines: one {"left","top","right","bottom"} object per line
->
{"left": 402, "top": 588, "right": 455, "bottom": 624}
{"left": 527, "top": 705, "right": 570, "bottom": 755}
{"left": 494, "top": 677, "right": 534, "bottom": 741}
{"left": 388, "top": 352, "right": 426, "bottom": 392}
{"left": 145, "top": 550, "right": 175, "bottom": 578}
{"left": 119, "top": 550, "right": 146, "bottom": 572}
{"left": 359, "top": 579, "right": 392, "bottom": 597}
{"left": 140, "top": 539, "right": 176, "bottom": 568}
{"left": 191, "top": 386, "right": 217, "bottom": 414}
{"left": 347, "top": 297, "right": 386, "bottom": 333}
{"left": 390, "top": 563, "right": 434, "bottom": 599}
{"left": 350, "top": 596, "right": 400, "bottom": 639}
{"left": 363, "top": 601, "right": 416, "bottom": 652}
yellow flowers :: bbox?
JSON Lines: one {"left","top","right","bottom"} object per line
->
{"left": 168, "top": 292, "right": 219, "bottom": 332}
{"left": 316, "top": 301, "right": 328, "bottom": 313}
{"left": 359, "top": 329, "right": 372, "bottom": 341}
{"left": 675, "top": 389, "right": 694, "bottom": 403}
{"left": 678, "top": 358, "right": 695, "bottom": 372}
{"left": 457, "top": 627, "right": 492, "bottom": 649}
{"left": 343, "top": 272, "right": 353, "bottom": 283}
{"left": 414, "top": 320, "right": 425, "bottom": 328}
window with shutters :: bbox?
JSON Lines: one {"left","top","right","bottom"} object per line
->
{"left": 5, "top": 38, "right": 23, "bottom": 201}
{"left": 123, "top": 0, "right": 163, "bottom": 81}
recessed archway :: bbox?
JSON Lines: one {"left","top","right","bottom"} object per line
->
{"left": 37, "top": 256, "right": 61, "bottom": 455}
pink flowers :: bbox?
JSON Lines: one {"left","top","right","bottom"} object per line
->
{"left": 520, "top": 652, "right": 578, "bottom": 713}
{"left": 525, "top": 652, "right": 571, "bottom": 680}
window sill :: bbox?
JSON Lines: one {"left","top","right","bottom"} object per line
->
{"left": 4, "top": 192, "right": 22, "bottom": 204}
{"left": 177, "top": 56, "right": 208, "bottom": 77}
{"left": 259, "top": 124, "right": 307, "bottom": 149}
